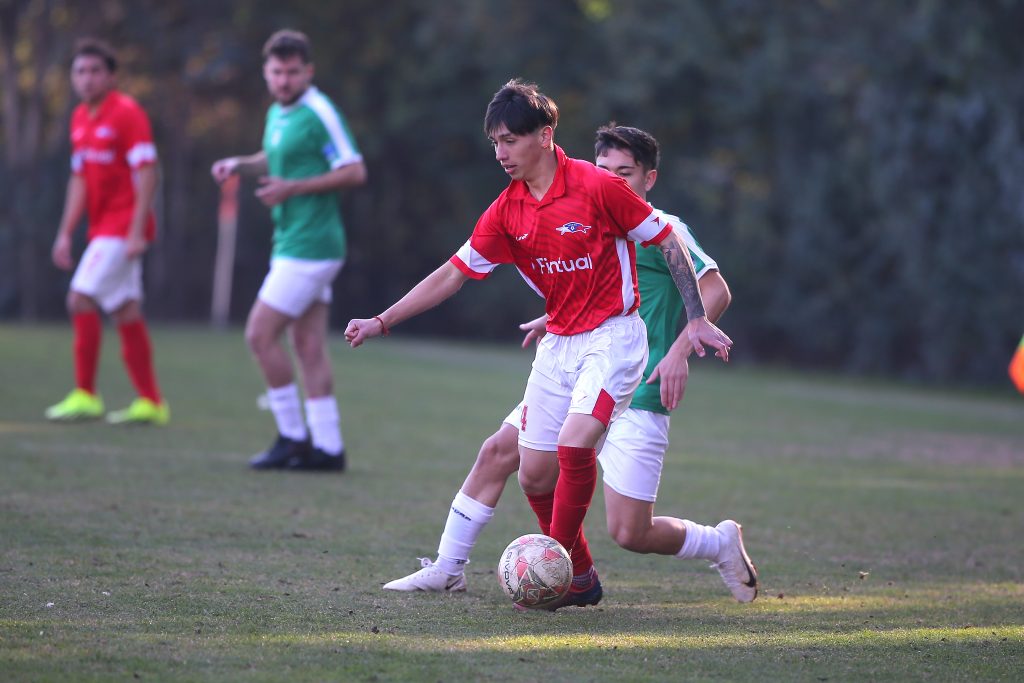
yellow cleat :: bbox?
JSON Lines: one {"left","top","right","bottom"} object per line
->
{"left": 45, "top": 389, "right": 105, "bottom": 421}
{"left": 106, "top": 397, "right": 170, "bottom": 426}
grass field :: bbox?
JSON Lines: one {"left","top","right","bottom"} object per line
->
{"left": 1, "top": 324, "right": 1022, "bottom": 682}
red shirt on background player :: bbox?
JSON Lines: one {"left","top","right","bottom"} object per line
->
{"left": 45, "top": 38, "right": 168, "bottom": 426}
{"left": 346, "top": 79, "right": 731, "bottom": 608}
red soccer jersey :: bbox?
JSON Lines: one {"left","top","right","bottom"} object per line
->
{"left": 451, "top": 145, "right": 672, "bottom": 335}
{"left": 70, "top": 90, "right": 157, "bottom": 241}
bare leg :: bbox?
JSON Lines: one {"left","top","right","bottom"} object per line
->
{"left": 245, "top": 300, "right": 295, "bottom": 388}
{"left": 604, "top": 484, "right": 686, "bottom": 555}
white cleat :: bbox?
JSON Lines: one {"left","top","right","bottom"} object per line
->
{"left": 711, "top": 520, "right": 759, "bottom": 603}
{"left": 382, "top": 558, "right": 467, "bottom": 592}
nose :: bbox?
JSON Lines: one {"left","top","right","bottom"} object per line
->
{"left": 494, "top": 143, "right": 507, "bottom": 161}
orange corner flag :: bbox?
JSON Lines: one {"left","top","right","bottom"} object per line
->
{"left": 1010, "top": 334, "right": 1024, "bottom": 394}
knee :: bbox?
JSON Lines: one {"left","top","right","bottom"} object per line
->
{"left": 244, "top": 322, "right": 270, "bottom": 355}
{"left": 518, "top": 465, "right": 556, "bottom": 496}
{"left": 607, "top": 520, "right": 648, "bottom": 553}
{"left": 66, "top": 291, "right": 94, "bottom": 315}
{"left": 292, "top": 330, "right": 324, "bottom": 365}
{"left": 477, "top": 435, "right": 519, "bottom": 480}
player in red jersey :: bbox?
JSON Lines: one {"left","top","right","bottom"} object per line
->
{"left": 346, "top": 80, "right": 731, "bottom": 605}
{"left": 46, "top": 39, "right": 168, "bottom": 425}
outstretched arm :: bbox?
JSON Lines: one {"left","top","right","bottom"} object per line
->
{"left": 345, "top": 261, "right": 469, "bottom": 347}
{"left": 657, "top": 225, "right": 733, "bottom": 361}
{"left": 256, "top": 160, "right": 367, "bottom": 207}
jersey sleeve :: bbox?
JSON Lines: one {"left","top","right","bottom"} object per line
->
{"left": 450, "top": 199, "right": 513, "bottom": 280}
{"left": 657, "top": 210, "right": 719, "bottom": 277}
{"left": 601, "top": 174, "right": 672, "bottom": 246}
{"left": 120, "top": 104, "right": 157, "bottom": 169}
{"left": 309, "top": 97, "right": 363, "bottom": 170}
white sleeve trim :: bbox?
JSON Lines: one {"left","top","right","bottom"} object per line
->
{"left": 126, "top": 142, "right": 157, "bottom": 168}
{"left": 626, "top": 209, "right": 669, "bottom": 244}
{"left": 304, "top": 88, "right": 361, "bottom": 169}
{"left": 454, "top": 241, "right": 500, "bottom": 276}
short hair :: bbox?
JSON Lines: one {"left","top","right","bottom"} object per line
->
{"left": 484, "top": 79, "right": 559, "bottom": 137}
{"left": 594, "top": 123, "right": 660, "bottom": 172}
{"left": 263, "top": 29, "right": 312, "bottom": 63}
{"left": 72, "top": 38, "right": 117, "bottom": 73}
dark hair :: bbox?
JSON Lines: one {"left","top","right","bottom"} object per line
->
{"left": 263, "top": 29, "right": 312, "bottom": 63}
{"left": 594, "top": 123, "right": 660, "bottom": 172}
{"left": 72, "top": 38, "right": 117, "bottom": 73}
{"left": 484, "top": 79, "right": 558, "bottom": 136}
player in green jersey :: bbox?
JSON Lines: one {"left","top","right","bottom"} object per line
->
{"left": 382, "top": 125, "right": 758, "bottom": 606}
{"left": 211, "top": 30, "right": 366, "bottom": 471}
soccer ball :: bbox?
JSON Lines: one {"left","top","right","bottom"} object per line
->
{"left": 497, "top": 533, "right": 572, "bottom": 609}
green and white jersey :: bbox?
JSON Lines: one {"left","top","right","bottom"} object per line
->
{"left": 262, "top": 85, "right": 362, "bottom": 260}
{"left": 630, "top": 206, "right": 719, "bottom": 416}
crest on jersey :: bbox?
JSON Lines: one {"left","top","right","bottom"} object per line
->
{"left": 555, "top": 221, "right": 592, "bottom": 235}
{"left": 96, "top": 126, "right": 115, "bottom": 139}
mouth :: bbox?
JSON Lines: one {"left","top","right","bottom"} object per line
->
{"left": 502, "top": 165, "right": 517, "bottom": 175}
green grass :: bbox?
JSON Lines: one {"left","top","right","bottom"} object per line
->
{"left": 1, "top": 323, "right": 1022, "bottom": 682}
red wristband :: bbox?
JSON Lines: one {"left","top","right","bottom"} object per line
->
{"left": 373, "top": 316, "right": 390, "bottom": 336}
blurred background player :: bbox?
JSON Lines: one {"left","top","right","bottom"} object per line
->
{"left": 346, "top": 82, "right": 732, "bottom": 607}
{"left": 46, "top": 38, "right": 168, "bottom": 426}
{"left": 211, "top": 30, "right": 367, "bottom": 471}
{"left": 383, "top": 125, "right": 757, "bottom": 605}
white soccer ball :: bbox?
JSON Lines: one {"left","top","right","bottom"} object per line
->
{"left": 497, "top": 533, "right": 572, "bottom": 609}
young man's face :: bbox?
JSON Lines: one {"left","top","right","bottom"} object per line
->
{"left": 596, "top": 146, "right": 656, "bottom": 200}
{"left": 71, "top": 55, "right": 115, "bottom": 106}
{"left": 488, "top": 124, "right": 552, "bottom": 181}
{"left": 263, "top": 55, "right": 313, "bottom": 105}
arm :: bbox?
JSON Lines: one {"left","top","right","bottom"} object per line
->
{"left": 210, "top": 151, "right": 268, "bottom": 183}
{"left": 255, "top": 160, "right": 367, "bottom": 207}
{"left": 52, "top": 175, "right": 87, "bottom": 270}
{"left": 345, "top": 261, "right": 469, "bottom": 347}
{"left": 647, "top": 270, "right": 732, "bottom": 410}
{"left": 657, "top": 225, "right": 732, "bottom": 360}
{"left": 124, "top": 164, "right": 158, "bottom": 257}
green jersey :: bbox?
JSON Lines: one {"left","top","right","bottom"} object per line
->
{"left": 630, "top": 207, "right": 719, "bottom": 416}
{"left": 262, "top": 86, "right": 362, "bottom": 260}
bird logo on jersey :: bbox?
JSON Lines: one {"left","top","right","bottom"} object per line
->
{"left": 555, "top": 221, "right": 592, "bottom": 236}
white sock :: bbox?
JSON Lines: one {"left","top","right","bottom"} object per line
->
{"left": 267, "top": 384, "right": 307, "bottom": 441}
{"left": 676, "top": 519, "right": 722, "bottom": 560}
{"left": 436, "top": 490, "right": 495, "bottom": 575}
{"left": 305, "top": 395, "right": 344, "bottom": 456}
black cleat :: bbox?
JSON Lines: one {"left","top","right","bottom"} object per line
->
{"left": 286, "top": 447, "right": 346, "bottom": 472}
{"left": 249, "top": 435, "right": 310, "bottom": 470}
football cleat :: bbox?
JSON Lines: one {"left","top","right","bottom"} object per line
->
{"left": 286, "top": 446, "right": 345, "bottom": 472}
{"left": 45, "top": 389, "right": 104, "bottom": 422}
{"left": 524, "top": 570, "right": 603, "bottom": 612}
{"left": 106, "top": 397, "right": 169, "bottom": 426}
{"left": 249, "top": 434, "right": 309, "bottom": 470}
{"left": 383, "top": 558, "right": 467, "bottom": 592}
{"left": 711, "top": 520, "right": 759, "bottom": 603}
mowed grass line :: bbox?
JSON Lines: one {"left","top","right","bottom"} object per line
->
{"left": 1, "top": 324, "right": 1022, "bottom": 682}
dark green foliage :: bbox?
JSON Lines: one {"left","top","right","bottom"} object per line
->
{"left": 1, "top": 1, "right": 1021, "bottom": 383}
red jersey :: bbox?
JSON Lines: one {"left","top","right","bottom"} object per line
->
{"left": 451, "top": 145, "right": 672, "bottom": 335}
{"left": 70, "top": 90, "right": 157, "bottom": 241}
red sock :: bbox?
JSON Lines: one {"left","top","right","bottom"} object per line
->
{"left": 527, "top": 490, "right": 594, "bottom": 577}
{"left": 550, "top": 445, "right": 598, "bottom": 567}
{"left": 118, "top": 320, "right": 161, "bottom": 403}
{"left": 525, "top": 490, "right": 554, "bottom": 536}
{"left": 73, "top": 311, "right": 102, "bottom": 394}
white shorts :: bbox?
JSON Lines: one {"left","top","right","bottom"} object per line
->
{"left": 70, "top": 237, "right": 143, "bottom": 313}
{"left": 517, "top": 313, "right": 648, "bottom": 451}
{"left": 257, "top": 256, "right": 343, "bottom": 318}
{"left": 503, "top": 404, "right": 670, "bottom": 503}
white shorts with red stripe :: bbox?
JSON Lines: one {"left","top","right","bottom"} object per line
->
{"left": 70, "top": 237, "right": 143, "bottom": 313}
{"left": 516, "top": 312, "right": 648, "bottom": 451}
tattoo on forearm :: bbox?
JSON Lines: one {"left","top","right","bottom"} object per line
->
{"left": 661, "top": 235, "right": 706, "bottom": 321}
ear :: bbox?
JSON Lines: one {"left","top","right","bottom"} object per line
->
{"left": 644, "top": 169, "right": 658, "bottom": 193}
{"left": 540, "top": 126, "right": 554, "bottom": 149}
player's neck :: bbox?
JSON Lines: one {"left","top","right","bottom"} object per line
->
{"left": 523, "top": 148, "right": 558, "bottom": 201}
{"left": 85, "top": 89, "right": 113, "bottom": 117}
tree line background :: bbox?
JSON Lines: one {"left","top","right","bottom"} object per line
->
{"left": 2, "top": 0, "right": 1022, "bottom": 386}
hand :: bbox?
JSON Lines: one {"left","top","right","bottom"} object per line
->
{"left": 52, "top": 234, "right": 73, "bottom": 270}
{"left": 519, "top": 315, "right": 548, "bottom": 348}
{"left": 684, "top": 317, "right": 733, "bottom": 362}
{"left": 646, "top": 350, "right": 689, "bottom": 411}
{"left": 124, "top": 233, "right": 148, "bottom": 259}
{"left": 210, "top": 157, "right": 238, "bottom": 183}
{"left": 255, "top": 176, "right": 295, "bottom": 207}
{"left": 344, "top": 317, "right": 386, "bottom": 348}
